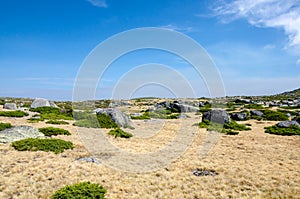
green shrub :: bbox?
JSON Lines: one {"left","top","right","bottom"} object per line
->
{"left": 51, "top": 182, "right": 107, "bottom": 199}
{"left": 73, "top": 113, "right": 118, "bottom": 128}
{"left": 46, "top": 120, "right": 69, "bottom": 125}
{"left": 224, "top": 120, "right": 251, "bottom": 131}
{"left": 265, "top": 125, "right": 300, "bottom": 136}
{"left": 108, "top": 128, "right": 133, "bottom": 138}
{"left": 0, "top": 110, "right": 29, "bottom": 117}
{"left": 197, "top": 120, "right": 251, "bottom": 134}
{"left": 244, "top": 104, "right": 264, "bottom": 109}
{"left": 0, "top": 122, "right": 12, "bottom": 131}
{"left": 97, "top": 113, "right": 118, "bottom": 128}
{"left": 39, "top": 127, "right": 71, "bottom": 136}
{"left": 131, "top": 114, "right": 151, "bottom": 120}
{"left": 261, "top": 110, "right": 289, "bottom": 121}
{"left": 30, "top": 107, "right": 73, "bottom": 121}
{"left": 73, "top": 119, "right": 100, "bottom": 128}
{"left": 11, "top": 138, "right": 74, "bottom": 154}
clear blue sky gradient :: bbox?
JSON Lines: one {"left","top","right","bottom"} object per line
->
{"left": 1, "top": 0, "right": 299, "bottom": 100}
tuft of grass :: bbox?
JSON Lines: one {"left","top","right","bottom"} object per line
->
{"left": 97, "top": 113, "right": 119, "bottom": 128}
{"left": 73, "top": 119, "right": 100, "bottom": 128}
{"left": 46, "top": 120, "right": 69, "bottom": 125}
{"left": 108, "top": 128, "right": 133, "bottom": 138}
{"left": 0, "top": 110, "right": 29, "bottom": 117}
{"left": 51, "top": 181, "right": 107, "bottom": 199}
{"left": 11, "top": 138, "right": 74, "bottom": 154}
{"left": 38, "top": 127, "right": 71, "bottom": 136}
{"left": 265, "top": 125, "right": 300, "bottom": 136}
{"left": 244, "top": 104, "right": 264, "bottom": 109}
{"left": 0, "top": 122, "right": 12, "bottom": 131}
{"left": 224, "top": 120, "right": 251, "bottom": 131}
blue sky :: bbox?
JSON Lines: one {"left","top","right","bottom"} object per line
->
{"left": 1, "top": 0, "right": 300, "bottom": 100}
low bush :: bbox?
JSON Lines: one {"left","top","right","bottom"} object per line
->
{"left": 46, "top": 120, "right": 69, "bottom": 125}
{"left": 51, "top": 182, "right": 107, "bottom": 199}
{"left": 131, "top": 114, "right": 151, "bottom": 120}
{"left": 197, "top": 120, "right": 251, "bottom": 134}
{"left": 244, "top": 104, "right": 264, "bottom": 109}
{"left": 0, "top": 122, "right": 12, "bottom": 131}
{"left": 73, "top": 113, "right": 118, "bottom": 128}
{"left": 225, "top": 130, "right": 239, "bottom": 135}
{"left": 265, "top": 125, "right": 300, "bottom": 136}
{"left": 11, "top": 138, "right": 74, "bottom": 154}
{"left": 39, "top": 127, "right": 71, "bottom": 136}
{"left": 97, "top": 113, "right": 118, "bottom": 128}
{"left": 108, "top": 128, "right": 133, "bottom": 138}
{"left": 73, "top": 119, "right": 100, "bottom": 128}
{"left": 0, "top": 110, "right": 29, "bottom": 117}
{"left": 30, "top": 107, "right": 73, "bottom": 121}
{"left": 261, "top": 110, "right": 289, "bottom": 121}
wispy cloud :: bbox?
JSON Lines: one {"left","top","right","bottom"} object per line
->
{"left": 213, "top": 0, "right": 300, "bottom": 48}
{"left": 86, "top": 0, "right": 107, "bottom": 8}
{"left": 297, "top": 59, "right": 300, "bottom": 65}
{"left": 159, "top": 24, "right": 194, "bottom": 33}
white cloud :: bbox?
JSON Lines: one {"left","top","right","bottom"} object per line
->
{"left": 86, "top": 0, "right": 107, "bottom": 8}
{"left": 213, "top": 0, "right": 300, "bottom": 47}
{"left": 159, "top": 24, "right": 194, "bottom": 33}
{"left": 263, "top": 44, "right": 276, "bottom": 50}
{"left": 297, "top": 59, "right": 300, "bottom": 64}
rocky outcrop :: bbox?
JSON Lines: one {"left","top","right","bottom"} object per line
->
{"left": 0, "top": 126, "right": 45, "bottom": 143}
{"left": 250, "top": 110, "right": 263, "bottom": 117}
{"left": 154, "top": 101, "right": 198, "bottom": 113}
{"left": 94, "top": 108, "right": 133, "bottom": 128}
{"left": 231, "top": 112, "right": 247, "bottom": 121}
{"left": 3, "top": 103, "right": 17, "bottom": 110}
{"left": 76, "top": 156, "right": 100, "bottom": 164}
{"left": 202, "top": 110, "right": 231, "bottom": 124}
{"left": 30, "top": 98, "right": 58, "bottom": 109}
{"left": 277, "top": 121, "right": 300, "bottom": 128}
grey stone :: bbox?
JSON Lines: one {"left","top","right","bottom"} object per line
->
{"left": 277, "top": 121, "right": 300, "bottom": 128}
{"left": 231, "top": 112, "right": 247, "bottom": 121}
{"left": 202, "top": 109, "right": 231, "bottom": 124}
{"left": 250, "top": 110, "right": 263, "bottom": 117}
{"left": 76, "top": 156, "right": 100, "bottom": 164}
{"left": 0, "top": 126, "right": 45, "bottom": 143}
{"left": 3, "top": 103, "right": 17, "bottom": 110}
{"left": 172, "top": 103, "right": 199, "bottom": 113}
{"left": 192, "top": 169, "right": 218, "bottom": 176}
{"left": 30, "top": 98, "right": 57, "bottom": 108}
{"left": 95, "top": 108, "right": 133, "bottom": 128}
{"left": 235, "top": 99, "right": 251, "bottom": 104}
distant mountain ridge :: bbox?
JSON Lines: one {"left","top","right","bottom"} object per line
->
{"left": 275, "top": 88, "right": 300, "bottom": 98}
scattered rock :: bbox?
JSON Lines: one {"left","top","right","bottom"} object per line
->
{"left": 231, "top": 112, "right": 247, "bottom": 121}
{"left": 172, "top": 103, "right": 199, "bottom": 113}
{"left": 192, "top": 169, "right": 218, "bottom": 176}
{"left": 131, "top": 113, "right": 143, "bottom": 117}
{"left": 30, "top": 98, "right": 58, "bottom": 109}
{"left": 250, "top": 110, "right": 263, "bottom": 117}
{"left": 76, "top": 156, "right": 100, "bottom": 164}
{"left": 177, "top": 114, "right": 187, "bottom": 119}
{"left": 94, "top": 108, "right": 133, "bottom": 128}
{"left": 235, "top": 99, "right": 251, "bottom": 104}
{"left": 277, "top": 121, "right": 300, "bottom": 128}
{"left": 202, "top": 109, "right": 231, "bottom": 124}
{"left": 0, "top": 126, "right": 45, "bottom": 143}
{"left": 3, "top": 103, "right": 17, "bottom": 110}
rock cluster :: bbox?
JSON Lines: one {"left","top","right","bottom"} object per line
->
{"left": 154, "top": 101, "right": 198, "bottom": 113}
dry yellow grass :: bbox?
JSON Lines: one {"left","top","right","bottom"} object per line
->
{"left": 0, "top": 106, "right": 299, "bottom": 198}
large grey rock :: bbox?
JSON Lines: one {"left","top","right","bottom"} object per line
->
{"left": 172, "top": 103, "right": 199, "bottom": 113}
{"left": 250, "top": 110, "right": 263, "bottom": 117}
{"left": 292, "top": 117, "right": 300, "bottom": 124}
{"left": 95, "top": 108, "right": 133, "bottom": 128}
{"left": 277, "top": 121, "right": 300, "bottom": 128}
{"left": 3, "top": 103, "right": 17, "bottom": 110}
{"left": 202, "top": 110, "right": 231, "bottom": 124}
{"left": 30, "top": 98, "right": 58, "bottom": 109}
{"left": 231, "top": 112, "right": 247, "bottom": 121}
{"left": 0, "top": 126, "right": 45, "bottom": 143}
{"left": 235, "top": 99, "right": 251, "bottom": 104}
